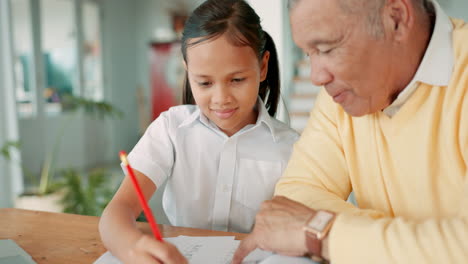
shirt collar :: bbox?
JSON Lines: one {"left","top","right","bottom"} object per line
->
{"left": 178, "top": 97, "right": 279, "bottom": 142}
{"left": 255, "top": 97, "right": 279, "bottom": 142}
{"left": 413, "top": 0, "right": 454, "bottom": 86}
{"left": 383, "top": 0, "right": 454, "bottom": 116}
{"left": 178, "top": 107, "right": 201, "bottom": 128}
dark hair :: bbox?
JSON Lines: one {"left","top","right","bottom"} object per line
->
{"left": 181, "top": 0, "right": 280, "bottom": 117}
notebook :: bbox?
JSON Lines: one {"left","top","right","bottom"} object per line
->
{"left": 0, "top": 240, "right": 36, "bottom": 264}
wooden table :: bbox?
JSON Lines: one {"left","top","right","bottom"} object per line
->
{"left": 0, "top": 208, "right": 247, "bottom": 264}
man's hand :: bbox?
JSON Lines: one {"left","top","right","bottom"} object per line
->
{"left": 232, "top": 196, "right": 315, "bottom": 264}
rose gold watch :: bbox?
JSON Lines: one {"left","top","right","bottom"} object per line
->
{"left": 303, "top": 210, "right": 335, "bottom": 262}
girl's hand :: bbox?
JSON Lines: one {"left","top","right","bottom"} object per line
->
{"left": 123, "top": 235, "right": 188, "bottom": 264}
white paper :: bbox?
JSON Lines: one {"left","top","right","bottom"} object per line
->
{"left": 94, "top": 236, "right": 315, "bottom": 264}
{"left": 167, "top": 236, "right": 238, "bottom": 263}
{"left": 258, "top": 255, "right": 318, "bottom": 264}
{"left": 94, "top": 252, "right": 120, "bottom": 264}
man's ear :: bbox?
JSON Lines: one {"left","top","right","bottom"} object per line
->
{"left": 382, "top": 0, "right": 414, "bottom": 41}
{"left": 260, "top": 51, "right": 270, "bottom": 82}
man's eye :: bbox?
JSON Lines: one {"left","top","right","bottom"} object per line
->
{"left": 319, "top": 48, "right": 333, "bottom": 55}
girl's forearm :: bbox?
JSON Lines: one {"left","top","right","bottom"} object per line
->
{"left": 99, "top": 201, "right": 144, "bottom": 261}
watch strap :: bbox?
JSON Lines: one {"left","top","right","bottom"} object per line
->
{"left": 305, "top": 231, "right": 323, "bottom": 261}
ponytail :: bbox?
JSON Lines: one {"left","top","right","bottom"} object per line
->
{"left": 259, "top": 31, "right": 280, "bottom": 117}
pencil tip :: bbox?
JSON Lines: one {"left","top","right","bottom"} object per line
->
{"left": 119, "top": 151, "right": 128, "bottom": 165}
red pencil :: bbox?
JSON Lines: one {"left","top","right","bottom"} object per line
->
{"left": 119, "top": 151, "right": 164, "bottom": 241}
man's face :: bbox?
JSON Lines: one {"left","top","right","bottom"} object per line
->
{"left": 291, "top": 0, "right": 399, "bottom": 116}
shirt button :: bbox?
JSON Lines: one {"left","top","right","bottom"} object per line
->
{"left": 223, "top": 185, "right": 230, "bottom": 192}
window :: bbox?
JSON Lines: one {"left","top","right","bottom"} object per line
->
{"left": 11, "top": 0, "right": 35, "bottom": 117}
{"left": 10, "top": 0, "right": 104, "bottom": 117}
{"left": 41, "top": 0, "right": 77, "bottom": 115}
{"left": 82, "top": 1, "right": 103, "bottom": 101}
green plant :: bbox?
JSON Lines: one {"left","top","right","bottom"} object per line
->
{"left": 1, "top": 141, "right": 21, "bottom": 160}
{"left": 38, "top": 95, "right": 123, "bottom": 195}
{"left": 57, "top": 168, "right": 115, "bottom": 216}
{"left": 1, "top": 141, "right": 37, "bottom": 187}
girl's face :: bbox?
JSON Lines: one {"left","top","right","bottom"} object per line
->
{"left": 185, "top": 33, "right": 269, "bottom": 137}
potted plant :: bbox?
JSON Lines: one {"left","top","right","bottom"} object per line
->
{"left": 57, "top": 168, "right": 115, "bottom": 216}
{"left": 3, "top": 95, "right": 123, "bottom": 214}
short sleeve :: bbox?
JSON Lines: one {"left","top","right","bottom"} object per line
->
{"left": 124, "top": 111, "right": 175, "bottom": 188}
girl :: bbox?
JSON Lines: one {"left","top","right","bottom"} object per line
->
{"left": 99, "top": 0, "right": 299, "bottom": 262}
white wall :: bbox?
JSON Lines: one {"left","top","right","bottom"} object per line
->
{"left": 0, "top": 0, "right": 23, "bottom": 207}
{"left": 247, "top": 0, "right": 287, "bottom": 85}
{"left": 439, "top": 0, "right": 468, "bottom": 20}
{"left": 0, "top": 0, "right": 13, "bottom": 208}
{"left": 101, "top": 0, "right": 140, "bottom": 158}
{"left": 18, "top": 114, "right": 110, "bottom": 175}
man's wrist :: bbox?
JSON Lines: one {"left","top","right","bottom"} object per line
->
{"left": 303, "top": 210, "right": 335, "bottom": 261}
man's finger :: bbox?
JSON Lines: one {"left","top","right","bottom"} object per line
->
{"left": 232, "top": 234, "right": 258, "bottom": 264}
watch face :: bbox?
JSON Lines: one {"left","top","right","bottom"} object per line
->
{"left": 307, "top": 211, "right": 334, "bottom": 231}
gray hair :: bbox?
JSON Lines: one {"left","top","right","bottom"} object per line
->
{"left": 287, "top": 0, "right": 432, "bottom": 11}
{"left": 288, "top": 0, "right": 434, "bottom": 38}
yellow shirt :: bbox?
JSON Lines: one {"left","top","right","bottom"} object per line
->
{"left": 275, "top": 19, "right": 468, "bottom": 263}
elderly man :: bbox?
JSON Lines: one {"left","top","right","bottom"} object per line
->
{"left": 233, "top": 0, "right": 467, "bottom": 263}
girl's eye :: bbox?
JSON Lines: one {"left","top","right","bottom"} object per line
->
{"left": 198, "top": 82, "right": 211, "bottom": 87}
{"left": 231, "top": 78, "right": 245, "bottom": 83}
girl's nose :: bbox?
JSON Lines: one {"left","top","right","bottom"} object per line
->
{"left": 212, "top": 85, "right": 232, "bottom": 105}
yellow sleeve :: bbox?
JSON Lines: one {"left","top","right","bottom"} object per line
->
{"left": 275, "top": 89, "right": 384, "bottom": 218}
{"left": 330, "top": 176, "right": 468, "bottom": 263}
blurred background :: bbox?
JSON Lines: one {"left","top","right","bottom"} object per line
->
{"left": 1, "top": 0, "right": 467, "bottom": 220}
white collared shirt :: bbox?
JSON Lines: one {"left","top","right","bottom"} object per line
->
{"left": 383, "top": 0, "right": 454, "bottom": 117}
{"left": 126, "top": 99, "right": 299, "bottom": 233}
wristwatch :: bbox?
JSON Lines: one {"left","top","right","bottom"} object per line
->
{"left": 303, "top": 210, "right": 336, "bottom": 262}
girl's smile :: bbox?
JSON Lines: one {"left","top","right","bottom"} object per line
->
{"left": 212, "top": 108, "right": 238, "bottom": 119}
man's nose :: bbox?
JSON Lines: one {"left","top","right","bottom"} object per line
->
{"left": 310, "top": 58, "right": 333, "bottom": 87}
